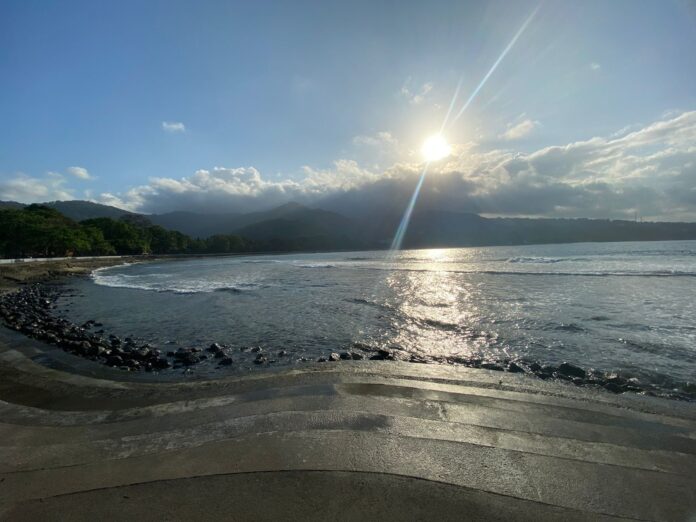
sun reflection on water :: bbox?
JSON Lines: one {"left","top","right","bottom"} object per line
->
{"left": 368, "top": 256, "right": 501, "bottom": 361}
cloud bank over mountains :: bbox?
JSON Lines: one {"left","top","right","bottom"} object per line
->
{"left": 3, "top": 111, "right": 696, "bottom": 221}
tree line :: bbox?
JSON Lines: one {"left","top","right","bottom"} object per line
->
{"left": 0, "top": 205, "right": 303, "bottom": 258}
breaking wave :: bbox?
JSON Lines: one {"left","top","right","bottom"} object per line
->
{"left": 92, "top": 266, "right": 259, "bottom": 294}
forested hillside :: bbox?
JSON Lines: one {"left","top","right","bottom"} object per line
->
{"left": 1, "top": 205, "right": 254, "bottom": 258}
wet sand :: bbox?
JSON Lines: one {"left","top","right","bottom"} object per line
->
{"left": 0, "top": 257, "right": 137, "bottom": 294}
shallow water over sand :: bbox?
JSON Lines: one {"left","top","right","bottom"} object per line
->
{"left": 56, "top": 240, "right": 696, "bottom": 387}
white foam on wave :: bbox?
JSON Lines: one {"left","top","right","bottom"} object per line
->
{"left": 294, "top": 262, "right": 337, "bottom": 269}
{"left": 240, "top": 259, "right": 283, "bottom": 264}
{"left": 507, "top": 256, "right": 567, "bottom": 264}
{"left": 91, "top": 265, "right": 259, "bottom": 294}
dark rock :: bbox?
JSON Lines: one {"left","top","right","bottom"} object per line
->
{"left": 173, "top": 349, "right": 200, "bottom": 365}
{"left": 180, "top": 353, "right": 200, "bottom": 365}
{"left": 558, "top": 362, "right": 586, "bottom": 379}
{"left": 328, "top": 352, "right": 340, "bottom": 362}
{"left": 106, "top": 355, "right": 123, "bottom": 367}
{"left": 254, "top": 354, "right": 268, "bottom": 364}
{"left": 87, "top": 344, "right": 107, "bottom": 357}
{"left": 135, "top": 348, "right": 151, "bottom": 360}
{"left": 317, "top": 357, "right": 327, "bottom": 362}
{"left": 480, "top": 362, "right": 504, "bottom": 371}
{"left": 207, "top": 342, "right": 224, "bottom": 353}
{"left": 218, "top": 356, "right": 233, "bottom": 366}
{"left": 278, "top": 350, "right": 289, "bottom": 357}
{"left": 507, "top": 362, "right": 525, "bottom": 373}
{"left": 369, "top": 349, "right": 394, "bottom": 361}
{"left": 605, "top": 373, "right": 627, "bottom": 386}
{"left": 152, "top": 358, "right": 171, "bottom": 369}
{"left": 604, "top": 382, "right": 624, "bottom": 394}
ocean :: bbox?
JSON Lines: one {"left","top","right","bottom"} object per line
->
{"left": 55, "top": 240, "right": 696, "bottom": 390}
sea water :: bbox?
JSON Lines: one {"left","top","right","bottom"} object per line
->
{"left": 55, "top": 240, "right": 696, "bottom": 388}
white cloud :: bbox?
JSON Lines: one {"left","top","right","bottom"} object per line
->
{"left": 500, "top": 118, "right": 539, "bottom": 140}
{"left": 66, "top": 166, "right": 91, "bottom": 180}
{"left": 93, "top": 111, "right": 696, "bottom": 221}
{"left": 0, "top": 173, "right": 73, "bottom": 203}
{"left": 352, "top": 131, "right": 397, "bottom": 147}
{"left": 94, "top": 160, "right": 380, "bottom": 214}
{"left": 162, "top": 121, "right": 186, "bottom": 133}
{"left": 400, "top": 78, "right": 434, "bottom": 105}
{"left": 590, "top": 62, "right": 601, "bottom": 71}
{"left": 301, "top": 160, "right": 379, "bottom": 193}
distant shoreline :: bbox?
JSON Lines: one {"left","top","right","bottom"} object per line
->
{"left": 0, "top": 254, "right": 238, "bottom": 294}
{"left": 0, "top": 256, "right": 142, "bottom": 294}
{"left": 0, "top": 251, "right": 342, "bottom": 293}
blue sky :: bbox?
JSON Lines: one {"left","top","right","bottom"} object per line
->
{"left": 2, "top": 0, "right": 696, "bottom": 219}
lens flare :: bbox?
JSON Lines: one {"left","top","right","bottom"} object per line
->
{"left": 448, "top": 4, "right": 541, "bottom": 127}
{"left": 388, "top": 4, "right": 541, "bottom": 253}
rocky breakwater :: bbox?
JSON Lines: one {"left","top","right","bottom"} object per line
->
{"left": 1, "top": 283, "right": 694, "bottom": 401}
{"left": 344, "top": 343, "right": 696, "bottom": 401}
{"left": 0, "top": 284, "right": 279, "bottom": 373}
{"left": 0, "top": 284, "right": 172, "bottom": 372}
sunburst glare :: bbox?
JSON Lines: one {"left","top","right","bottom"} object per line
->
{"left": 421, "top": 134, "right": 451, "bottom": 162}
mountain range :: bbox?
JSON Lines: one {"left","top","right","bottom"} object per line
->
{"left": 3, "top": 199, "right": 696, "bottom": 249}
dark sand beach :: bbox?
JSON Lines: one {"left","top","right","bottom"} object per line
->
{"left": 0, "top": 257, "right": 134, "bottom": 294}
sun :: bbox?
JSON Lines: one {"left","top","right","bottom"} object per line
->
{"left": 421, "top": 134, "right": 451, "bottom": 162}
